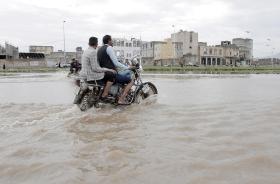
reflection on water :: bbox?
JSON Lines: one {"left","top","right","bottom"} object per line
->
{"left": 0, "top": 72, "right": 280, "bottom": 184}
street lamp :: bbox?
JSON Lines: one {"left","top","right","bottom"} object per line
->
{"left": 267, "top": 38, "right": 274, "bottom": 67}
{"left": 63, "top": 20, "right": 66, "bottom": 63}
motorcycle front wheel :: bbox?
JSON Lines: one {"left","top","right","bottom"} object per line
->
{"left": 134, "top": 82, "right": 158, "bottom": 104}
{"left": 79, "top": 91, "right": 96, "bottom": 111}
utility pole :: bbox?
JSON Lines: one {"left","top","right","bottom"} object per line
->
{"left": 63, "top": 20, "right": 66, "bottom": 63}
{"left": 172, "top": 25, "right": 176, "bottom": 72}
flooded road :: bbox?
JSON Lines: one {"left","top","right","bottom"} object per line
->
{"left": 1, "top": 72, "right": 280, "bottom": 184}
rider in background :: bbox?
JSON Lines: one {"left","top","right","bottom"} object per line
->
{"left": 70, "top": 58, "right": 76, "bottom": 74}
{"left": 70, "top": 58, "right": 82, "bottom": 74}
{"left": 79, "top": 37, "right": 116, "bottom": 99}
{"left": 97, "top": 35, "right": 135, "bottom": 105}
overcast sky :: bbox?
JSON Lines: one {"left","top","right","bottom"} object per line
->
{"left": 0, "top": 0, "right": 279, "bottom": 57}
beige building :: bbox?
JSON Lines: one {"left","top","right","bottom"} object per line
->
{"left": 141, "top": 41, "right": 166, "bottom": 66}
{"left": 153, "top": 38, "right": 184, "bottom": 66}
{"left": 141, "top": 39, "right": 183, "bottom": 66}
{"left": 29, "top": 46, "right": 54, "bottom": 55}
{"left": 222, "top": 42, "right": 239, "bottom": 65}
{"left": 153, "top": 41, "right": 168, "bottom": 66}
{"left": 199, "top": 44, "right": 224, "bottom": 66}
{"left": 199, "top": 41, "right": 239, "bottom": 66}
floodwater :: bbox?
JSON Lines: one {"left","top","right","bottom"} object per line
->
{"left": 0, "top": 72, "right": 280, "bottom": 184}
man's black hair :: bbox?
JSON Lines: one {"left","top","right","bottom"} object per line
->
{"left": 89, "top": 37, "right": 98, "bottom": 46}
{"left": 103, "top": 35, "right": 112, "bottom": 44}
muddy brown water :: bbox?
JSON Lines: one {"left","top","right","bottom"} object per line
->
{"left": 0, "top": 72, "right": 280, "bottom": 184}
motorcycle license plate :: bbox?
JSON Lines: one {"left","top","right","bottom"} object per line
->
{"left": 142, "top": 85, "right": 150, "bottom": 93}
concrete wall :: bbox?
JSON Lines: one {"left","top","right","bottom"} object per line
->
{"left": 0, "top": 59, "right": 47, "bottom": 68}
{"left": 46, "top": 51, "right": 76, "bottom": 64}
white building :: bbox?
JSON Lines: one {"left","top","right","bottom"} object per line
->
{"left": 171, "top": 30, "right": 199, "bottom": 65}
{"left": 112, "top": 38, "right": 141, "bottom": 64}
{"left": 0, "top": 42, "right": 19, "bottom": 60}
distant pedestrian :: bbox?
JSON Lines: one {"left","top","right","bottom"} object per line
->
{"left": 2, "top": 64, "right": 5, "bottom": 70}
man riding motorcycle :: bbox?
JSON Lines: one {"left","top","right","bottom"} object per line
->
{"left": 98, "top": 35, "right": 135, "bottom": 105}
{"left": 75, "top": 36, "right": 116, "bottom": 104}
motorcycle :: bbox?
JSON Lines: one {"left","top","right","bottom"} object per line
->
{"left": 73, "top": 57, "right": 158, "bottom": 111}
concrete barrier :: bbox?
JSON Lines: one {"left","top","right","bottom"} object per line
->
{"left": 0, "top": 59, "right": 47, "bottom": 69}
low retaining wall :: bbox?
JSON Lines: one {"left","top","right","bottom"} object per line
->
{"left": 0, "top": 59, "right": 47, "bottom": 68}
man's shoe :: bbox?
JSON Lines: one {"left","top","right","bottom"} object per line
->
{"left": 100, "top": 96, "right": 114, "bottom": 103}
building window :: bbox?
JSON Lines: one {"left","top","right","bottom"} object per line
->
{"left": 190, "top": 33, "right": 193, "bottom": 43}
{"left": 209, "top": 49, "right": 213, "bottom": 55}
{"left": 219, "top": 49, "right": 222, "bottom": 55}
{"left": 204, "top": 48, "right": 207, "bottom": 55}
{"left": 116, "top": 41, "right": 120, "bottom": 47}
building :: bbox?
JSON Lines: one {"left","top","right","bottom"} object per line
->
{"left": 154, "top": 40, "right": 172, "bottom": 66}
{"left": 199, "top": 44, "right": 224, "bottom": 66}
{"left": 221, "top": 41, "right": 239, "bottom": 65}
{"left": 232, "top": 38, "right": 253, "bottom": 65}
{"left": 153, "top": 38, "right": 184, "bottom": 66}
{"left": 29, "top": 46, "right": 54, "bottom": 55}
{"left": 76, "top": 47, "right": 83, "bottom": 62}
{"left": 141, "top": 41, "right": 159, "bottom": 65}
{"left": 0, "top": 44, "right": 5, "bottom": 59}
{"left": 0, "top": 42, "right": 19, "bottom": 60}
{"left": 172, "top": 30, "right": 199, "bottom": 65}
{"left": 199, "top": 41, "right": 239, "bottom": 66}
{"left": 112, "top": 38, "right": 141, "bottom": 64}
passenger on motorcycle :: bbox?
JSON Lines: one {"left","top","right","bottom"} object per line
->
{"left": 79, "top": 37, "right": 116, "bottom": 99}
{"left": 98, "top": 35, "right": 135, "bottom": 105}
